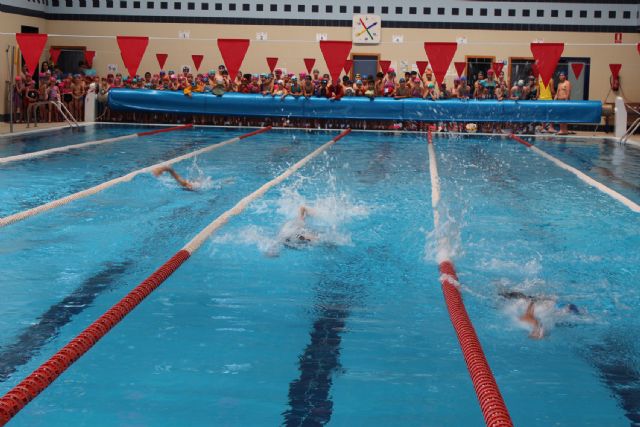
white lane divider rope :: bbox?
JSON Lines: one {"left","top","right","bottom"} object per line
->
{"left": 0, "top": 127, "right": 270, "bottom": 228}
{"left": 182, "top": 129, "right": 351, "bottom": 253}
{"left": 510, "top": 134, "right": 640, "bottom": 213}
{"left": 0, "top": 124, "right": 192, "bottom": 165}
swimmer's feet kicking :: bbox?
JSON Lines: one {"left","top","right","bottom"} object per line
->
{"left": 153, "top": 166, "right": 194, "bottom": 190}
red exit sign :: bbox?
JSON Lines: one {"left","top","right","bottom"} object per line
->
{"left": 614, "top": 33, "right": 622, "bottom": 44}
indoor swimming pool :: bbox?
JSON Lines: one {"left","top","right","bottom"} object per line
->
{"left": 0, "top": 125, "right": 639, "bottom": 426}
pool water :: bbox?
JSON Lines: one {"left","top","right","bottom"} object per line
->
{"left": 0, "top": 126, "right": 639, "bottom": 426}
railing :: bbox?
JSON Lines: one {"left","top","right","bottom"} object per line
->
{"left": 26, "top": 101, "right": 80, "bottom": 129}
{"left": 620, "top": 117, "right": 640, "bottom": 144}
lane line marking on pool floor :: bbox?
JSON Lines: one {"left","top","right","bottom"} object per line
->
{"left": 0, "top": 128, "right": 351, "bottom": 426}
{"left": 427, "top": 129, "right": 514, "bottom": 427}
{"left": 0, "top": 126, "right": 271, "bottom": 229}
{"left": 0, "top": 124, "right": 193, "bottom": 165}
{"left": 509, "top": 134, "right": 640, "bottom": 213}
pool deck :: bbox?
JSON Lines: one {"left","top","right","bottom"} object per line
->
{"left": 1, "top": 121, "right": 639, "bottom": 147}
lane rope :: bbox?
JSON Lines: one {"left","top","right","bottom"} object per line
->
{"left": 0, "top": 128, "right": 350, "bottom": 426}
{"left": 0, "top": 126, "right": 272, "bottom": 228}
{"left": 509, "top": 134, "right": 640, "bottom": 213}
{"left": 427, "top": 130, "right": 514, "bottom": 427}
{"left": 0, "top": 124, "right": 192, "bottom": 165}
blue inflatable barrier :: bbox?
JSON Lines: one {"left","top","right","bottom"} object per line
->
{"left": 107, "top": 89, "right": 602, "bottom": 123}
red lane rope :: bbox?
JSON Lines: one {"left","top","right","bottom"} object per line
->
{"left": 508, "top": 133, "right": 532, "bottom": 147}
{"left": 0, "top": 250, "right": 190, "bottom": 426}
{"left": 137, "top": 123, "right": 193, "bottom": 137}
{"left": 238, "top": 126, "right": 273, "bottom": 139}
{"left": 429, "top": 130, "right": 513, "bottom": 427}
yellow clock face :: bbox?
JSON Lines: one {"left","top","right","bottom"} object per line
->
{"left": 352, "top": 14, "right": 381, "bottom": 44}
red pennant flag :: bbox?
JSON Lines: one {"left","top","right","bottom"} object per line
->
{"left": 217, "top": 39, "right": 250, "bottom": 80}
{"left": 16, "top": 33, "right": 48, "bottom": 75}
{"left": 637, "top": 42, "right": 640, "bottom": 55}
{"left": 424, "top": 42, "right": 458, "bottom": 84}
{"left": 84, "top": 50, "right": 96, "bottom": 67}
{"left": 304, "top": 58, "right": 316, "bottom": 74}
{"left": 530, "top": 42, "right": 564, "bottom": 85}
{"left": 49, "top": 47, "right": 61, "bottom": 64}
{"left": 416, "top": 61, "right": 429, "bottom": 76}
{"left": 192, "top": 54, "right": 204, "bottom": 71}
{"left": 266, "top": 57, "right": 278, "bottom": 73}
{"left": 609, "top": 63, "right": 622, "bottom": 80}
{"left": 319, "top": 40, "right": 352, "bottom": 82}
{"left": 571, "top": 63, "right": 584, "bottom": 79}
{"left": 454, "top": 61, "right": 467, "bottom": 78}
{"left": 379, "top": 60, "right": 391, "bottom": 74}
{"left": 156, "top": 53, "right": 168, "bottom": 69}
{"left": 491, "top": 62, "right": 504, "bottom": 75}
{"left": 116, "top": 36, "right": 148, "bottom": 77}
{"left": 531, "top": 61, "right": 540, "bottom": 78}
{"left": 344, "top": 59, "right": 353, "bottom": 74}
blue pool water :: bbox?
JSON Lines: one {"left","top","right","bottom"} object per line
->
{"left": 0, "top": 126, "right": 639, "bottom": 426}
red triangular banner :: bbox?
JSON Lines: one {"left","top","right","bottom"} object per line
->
{"left": 84, "top": 50, "right": 95, "bottom": 67}
{"left": 192, "top": 54, "right": 204, "bottom": 71}
{"left": 492, "top": 62, "right": 504, "bottom": 75}
{"left": 571, "top": 63, "right": 584, "bottom": 79}
{"left": 217, "top": 39, "right": 250, "bottom": 81}
{"left": 49, "top": 47, "right": 61, "bottom": 64}
{"left": 609, "top": 63, "right": 622, "bottom": 80}
{"left": 637, "top": 42, "right": 640, "bottom": 55}
{"left": 156, "top": 53, "right": 168, "bottom": 69}
{"left": 424, "top": 42, "right": 458, "bottom": 84}
{"left": 16, "top": 33, "right": 48, "bottom": 75}
{"left": 304, "top": 58, "right": 316, "bottom": 74}
{"left": 319, "top": 40, "right": 352, "bottom": 82}
{"left": 379, "top": 60, "right": 391, "bottom": 74}
{"left": 416, "top": 61, "right": 429, "bottom": 76}
{"left": 344, "top": 59, "right": 353, "bottom": 74}
{"left": 266, "top": 57, "right": 278, "bottom": 73}
{"left": 454, "top": 61, "right": 466, "bottom": 78}
{"left": 530, "top": 42, "right": 564, "bottom": 85}
{"left": 116, "top": 35, "right": 148, "bottom": 77}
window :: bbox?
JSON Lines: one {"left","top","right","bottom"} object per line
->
{"left": 381, "top": 6, "right": 387, "bottom": 14}
{"left": 480, "top": 8, "right": 487, "bottom": 16}
{"left": 160, "top": 1, "right": 167, "bottom": 8}
{"left": 312, "top": 4, "right": 318, "bottom": 12}
{"left": 119, "top": 0, "right": 126, "bottom": 6}
{"left": 52, "top": 0, "right": 59, "bottom": 5}
{"left": 423, "top": 7, "right": 430, "bottom": 14}
{"left": 270, "top": 4, "right": 276, "bottom": 11}
{"left": 353, "top": 6, "right": 360, "bottom": 13}
{"left": 297, "top": 4, "right": 304, "bottom": 11}
{"left": 174, "top": 1, "right": 180, "bottom": 9}
{"left": 93, "top": 0, "right": 100, "bottom": 6}
{"left": 367, "top": 6, "right": 373, "bottom": 13}
{"left": 228, "top": 3, "right": 235, "bottom": 10}
{"left": 325, "top": 5, "right": 332, "bottom": 12}
{"left": 452, "top": 7, "right": 459, "bottom": 15}
{"left": 79, "top": 0, "right": 86, "bottom": 6}
{"left": 283, "top": 4, "right": 290, "bottom": 11}
{"left": 395, "top": 6, "right": 402, "bottom": 14}
{"left": 134, "top": 0, "right": 141, "bottom": 7}
{"left": 340, "top": 5, "right": 346, "bottom": 13}
{"left": 537, "top": 9, "right": 544, "bottom": 17}
{"left": 409, "top": 7, "right": 416, "bottom": 15}
{"left": 437, "top": 7, "right": 444, "bottom": 15}
{"left": 594, "top": 10, "right": 601, "bottom": 18}
{"left": 200, "top": 2, "right": 207, "bottom": 9}
{"left": 494, "top": 8, "right": 501, "bottom": 16}
{"left": 215, "top": 2, "right": 221, "bottom": 10}
{"left": 551, "top": 10, "right": 558, "bottom": 17}
{"left": 65, "top": 0, "right": 72, "bottom": 6}
{"left": 565, "top": 10, "right": 573, "bottom": 18}
{"left": 106, "top": 0, "right": 113, "bottom": 7}
{"left": 580, "top": 10, "right": 587, "bottom": 18}
{"left": 609, "top": 10, "right": 616, "bottom": 19}
{"left": 522, "top": 9, "right": 530, "bottom": 17}
{"left": 242, "top": 3, "right": 248, "bottom": 11}
{"left": 255, "top": 3, "right": 262, "bottom": 11}
{"left": 623, "top": 11, "right": 630, "bottom": 19}
{"left": 466, "top": 8, "right": 473, "bottom": 16}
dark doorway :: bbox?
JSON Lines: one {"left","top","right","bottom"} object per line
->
{"left": 509, "top": 57, "right": 590, "bottom": 100}
{"left": 352, "top": 54, "right": 378, "bottom": 80}
{"left": 53, "top": 48, "right": 87, "bottom": 76}
{"left": 466, "top": 56, "right": 495, "bottom": 91}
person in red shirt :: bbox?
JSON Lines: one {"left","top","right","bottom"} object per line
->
{"left": 328, "top": 79, "right": 344, "bottom": 101}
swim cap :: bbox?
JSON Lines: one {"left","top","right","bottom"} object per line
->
{"left": 428, "top": 82, "right": 435, "bottom": 88}
{"left": 487, "top": 69, "right": 495, "bottom": 75}
{"left": 399, "top": 78, "right": 406, "bottom": 83}
{"left": 517, "top": 80, "right": 525, "bottom": 86}
{"left": 356, "top": 79, "right": 362, "bottom": 85}
{"left": 15, "top": 76, "right": 21, "bottom": 81}
{"left": 292, "top": 76, "right": 297, "bottom": 81}
{"left": 388, "top": 67, "right": 395, "bottom": 73}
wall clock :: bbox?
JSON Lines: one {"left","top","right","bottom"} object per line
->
{"left": 352, "top": 15, "right": 381, "bottom": 44}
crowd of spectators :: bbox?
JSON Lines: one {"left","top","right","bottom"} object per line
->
{"left": 10, "top": 60, "right": 571, "bottom": 133}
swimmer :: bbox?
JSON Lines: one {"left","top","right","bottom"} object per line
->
{"left": 281, "top": 205, "right": 318, "bottom": 248}
{"left": 152, "top": 166, "right": 194, "bottom": 190}
{"left": 499, "top": 290, "right": 583, "bottom": 339}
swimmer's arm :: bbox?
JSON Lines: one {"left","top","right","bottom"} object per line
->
{"left": 153, "top": 166, "right": 194, "bottom": 190}
{"left": 520, "top": 302, "right": 544, "bottom": 339}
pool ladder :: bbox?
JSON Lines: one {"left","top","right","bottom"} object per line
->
{"left": 620, "top": 117, "right": 640, "bottom": 144}
{"left": 26, "top": 101, "right": 80, "bottom": 129}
